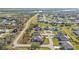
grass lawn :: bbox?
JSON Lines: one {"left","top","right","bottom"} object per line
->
{"left": 53, "top": 31, "right": 57, "bottom": 35}
{"left": 38, "top": 23, "right": 48, "bottom": 28}
{"left": 0, "top": 45, "right": 12, "bottom": 50}
{"left": 38, "top": 23, "right": 53, "bottom": 30}
{"left": 31, "top": 29, "right": 35, "bottom": 34}
{"left": 38, "top": 47, "right": 49, "bottom": 50}
{"left": 15, "top": 47, "right": 29, "bottom": 50}
{"left": 5, "top": 45, "right": 12, "bottom": 49}
{"left": 43, "top": 38, "right": 49, "bottom": 44}
{"left": 71, "top": 42, "right": 79, "bottom": 50}
{"left": 48, "top": 24, "right": 52, "bottom": 28}
{"left": 53, "top": 38, "right": 59, "bottom": 46}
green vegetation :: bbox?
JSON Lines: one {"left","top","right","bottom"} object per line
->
{"left": 38, "top": 23, "right": 48, "bottom": 27}
{"left": 53, "top": 38, "right": 59, "bottom": 46}
{"left": 15, "top": 47, "right": 29, "bottom": 50}
{"left": 43, "top": 38, "right": 49, "bottom": 44}
{"left": 31, "top": 42, "right": 40, "bottom": 50}
{"left": 38, "top": 47, "right": 49, "bottom": 50}
{"left": 71, "top": 42, "right": 79, "bottom": 50}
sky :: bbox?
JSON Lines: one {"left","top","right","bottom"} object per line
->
{"left": 0, "top": 0, "right": 79, "bottom": 8}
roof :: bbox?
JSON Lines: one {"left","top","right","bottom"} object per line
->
{"left": 57, "top": 32, "right": 69, "bottom": 41}
{"left": 73, "top": 28, "right": 79, "bottom": 35}
{"left": 73, "top": 28, "right": 79, "bottom": 31}
{"left": 0, "top": 18, "right": 16, "bottom": 25}
{"left": 33, "top": 27, "right": 41, "bottom": 31}
{"left": 75, "top": 20, "right": 79, "bottom": 23}
{"left": 60, "top": 41, "right": 73, "bottom": 50}
{"left": 49, "top": 20, "right": 53, "bottom": 24}
{"left": 32, "top": 36, "right": 42, "bottom": 42}
{"left": 32, "top": 32, "right": 40, "bottom": 36}
{"left": 44, "top": 26, "right": 49, "bottom": 30}
{"left": 73, "top": 31, "right": 79, "bottom": 35}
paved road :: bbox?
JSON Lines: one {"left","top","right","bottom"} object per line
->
{"left": 14, "top": 44, "right": 49, "bottom": 48}
{"left": 13, "top": 14, "right": 38, "bottom": 48}
{"left": 48, "top": 35, "right": 54, "bottom": 49}
{"left": 13, "top": 14, "right": 60, "bottom": 50}
{"left": 62, "top": 27, "right": 79, "bottom": 43}
{"left": 43, "top": 14, "right": 54, "bottom": 50}
{"left": 54, "top": 46, "right": 61, "bottom": 49}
